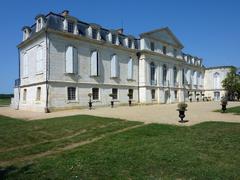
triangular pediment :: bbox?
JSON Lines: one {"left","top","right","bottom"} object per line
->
{"left": 140, "top": 27, "right": 184, "bottom": 49}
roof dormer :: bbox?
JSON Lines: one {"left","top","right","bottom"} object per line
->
{"left": 62, "top": 10, "right": 78, "bottom": 35}
{"left": 22, "top": 26, "right": 31, "bottom": 41}
{"left": 89, "top": 23, "right": 101, "bottom": 40}
{"left": 35, "top": 14, "right": 46, "bottom": 32}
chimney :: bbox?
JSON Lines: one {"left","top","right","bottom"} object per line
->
{"left": 116, "top": 28, "right": 123, "bottom": 34}
{"left": 61, "top": 10, "right": 69, "bottom": 16}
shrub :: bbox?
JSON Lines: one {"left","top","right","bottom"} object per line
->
{"left": 177, "top": 102, "right": 188, "bottom": 111}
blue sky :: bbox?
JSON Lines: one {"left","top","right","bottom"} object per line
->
{"left": 0, "top": 0, "right": 239, "bottom": 93}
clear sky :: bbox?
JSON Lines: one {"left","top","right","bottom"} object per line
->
{"left": 0, "top": 0, "right": 239, "bottom": 93}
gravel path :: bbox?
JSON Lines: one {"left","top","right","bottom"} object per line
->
{"left": 0, "top": 102, "right": 240, "bottom": 126}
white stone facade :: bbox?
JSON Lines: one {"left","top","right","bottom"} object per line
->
{"left": 11, "top": 11, "right": 233, "bottom": 112}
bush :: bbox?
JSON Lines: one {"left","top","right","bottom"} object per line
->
{"left": 177, "top": 102, "right": 188, "bottom": 111}
{"left": 221, "top": 98, "right": 228, "bottom": 106}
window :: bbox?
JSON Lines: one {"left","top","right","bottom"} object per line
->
{"left": 127, "top": 58, "right": 133, "bottom": 80}
{"left": 128, "top": 39, "right": 132, "bottom": 48}
{"left": 128, "top": 89, "right": 133, "bottom": 99}
{"left": 92, "top": 88, "right": 99, "bottom": 100}
{"left": 173, "top": 66, "right": 177, "bottom": 84}
{"left": 150, "top": 42, "right": 155, "bottom": 51}
{"left": 150, "top": 62, "right": 156, "bottom": 85}
{"left": 110, "top": 54, "right": 119, "bottom": 78}
{"left": 151, "top": 89, "right": 156, "bottom": 100}
{"left": 36, "top": 46, "right": 43, "bottom": 73}
{"left": 68, "top": 21, "right": 74, "bottom": 33}
{"left": 23, "top": 53, "right": 28, "bottom": 77}
{"left": 173, "top": 49, "right": 177, "bottom": 58}
{"left": 37, "top": 18, "right": 42, "bottom": 31}
{"left": 174, "top": 90, "right": 178, "bottom": 99}
{"left": 92, "top": 28, "right": 97, "bottom": 39}
{"left": 213, "top": 72, "right": 220, "bottom": 89}
{"left": 163, "top": 46, "right": 167, "bottom": 55}
{"left": 182, "top": 69, "right": 185, "bottom": 85}
{"left": 112, "top": 88, "right": 118, "bottom": 100}
{"left": 163, "top": 64, "right": 167, "bottom": 84}
{"left": 67, "top": 87, "right": 76, "bottom": 100}
{"left": 90, "top": 50, "right": 99, "bottom": 76}
{"left": 36, "top": 87, "right": 41, "bottom": 101}
{"left": 187, "top": 69, "right": 191, "bottom": 84}
{"left": 193, "top": 71, "right": 197, "bottom": 85}
{"left": 23, "top": 89, "right": 27, "bottom": 101}
{"left": 66, "top": 46, "right": 78, "bottom": 74}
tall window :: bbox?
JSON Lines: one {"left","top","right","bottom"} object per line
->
{"left": 23, "top": 53, "right": 28, "bottom": 77}
{"left": 173, "top": 66, "right": 177, "bottom": 84}
{"left": 213, "top": 72, "right": 220, "bottom": 89}
{"left": 36, "top": 87, "right": 41, "bottom": 101}
{"left": 128, "top": 39, "right": 132, "bottom": 48}
{"left": 110, "top": 54, "right": 119, "bottom": 78}
{"left": 23, "top": 89, "right": 27, "bottom": 101}
{"left": 37, "top": 18, "right": 42, "bottom": 31}
{"left": 150, "top": 42, "right": 155, "bottom": 51}
{"left": 67, "top": 21, "right": 74, "bottom": 33}
{"left": 163, "top": 46, "right": 167, "bottom": 55}
{"left": 163, "top": 64, "right": 167, "bottom": 84}
{"left": 128, "top": 89, "right": 133, "bottom": 99}
{"left": 151, "top": 89, "right": 156, "bottom": 100}
{"left": 193, "top": 71, "right": 198, "bottom": 85}
{"left": 90, "top": 50, "right": 99, "bottom": 76}
{"left": 92, "top": 28, "right": 97, "bottom": 39}
{"left": 150, "top": 62, "right": 156, "bottom": 85}
{"left": 127, "top": 58, "right": 133, "bottom": 80}
{"left": 36, "top": 46, "right": 43, "bottom": 73}
{"left": 67, "top": 87, "right": 76, "bottom": 100}
{"left": 112, "top": 88, "right": 118, "bottom": 100}
{"left": 66, "top": 46, "right": 78, "bottom": 74}
{"left": 92, "top": 88, "right": 99, "bottom": 100}
{"left": 174, "top": 90, "right": 178, "bottom": 99}
{"left": 182, "top": 69, "right": 185, "bottom": 85}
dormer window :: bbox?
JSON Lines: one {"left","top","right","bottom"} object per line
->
{"left": 128, "top": 39, "right": 132, "bottom": 48}
{"left": 68, "top": 21, "right": 74, "bottom": 33}
{"left": 37, "top": 19, "right": 42, "bottom": 30}
{"left": 150, "top": 42, "right": 155, "bottom": 51}
{"left": 35, "top": 14, "right": 45, "bottom": 32}
{"left": 22, "top": 26, "right": 31, "bottom": 41}
{"left": 163, "top": 46, "right": 167, "bottom": 55}
{"left": 92, "top": 28, "right": 97, "bottom": 39}
{"left": 173, "top": 49, "right": 177, "bottom": 57}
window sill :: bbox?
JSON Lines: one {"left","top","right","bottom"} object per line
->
{"left": 127, "top": 79, "right": 135, "bottom": 81}
{"left": 35, "top": 101, "right": 41, "bottom": 104}
{"left": 110, "top": 77, "right": 119, "bottom": 79}
{"left": 90, "top": 75, "right": 99, "bottom": 78}
{"left": 92, "top": 100, "right": 101, "bottom": 103}
{"left": 36, "top": 72, "right": 43, "bottom": 75}
{"left": 66, "top": 100, "right": 79, "bottom": 104}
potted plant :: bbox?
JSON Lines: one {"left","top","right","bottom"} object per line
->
{"left": 221, "top": 97, "right": 228, "bottom": 113}
{"left": 109, "top": 94, "right": 114, "bottom": 108}
{"left": 177, "top": 102, "right": 188, "bottom": 123}
{"left": 88, "top": 93, "right": 93, "bottom": 110}
{"left": 127, "top": 93, "right": 132, "bottom": 106}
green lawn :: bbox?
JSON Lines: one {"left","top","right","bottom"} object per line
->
{"left": 215, "top": 106, "right": 240, "bottom": 115}
{"left": 0, "top": 98, "right": 11, "bottom": 106}
{"left": 0, "top": 115, "right": 240, "bottom": 179}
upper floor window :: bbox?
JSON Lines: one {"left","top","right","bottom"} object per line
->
{"left": 182, "top": 69, "right": 185, "bottom": 85}
{"left": 23, "top": 53, "right": 28, "bottom": 77}
{"left": 92, "top": 88, "right": 99, "bottom": 100}
{"left": 67, "top": 87, "right": 76, "bottom": 100}
{"left": 90, "top": 50, "right": 99, "bottom": 76}
{"left": 66, "top": 46, "right": 78, "bottom": 74}
{"left": 150, "top": 42, "right": 155, "bottom": 51}
{"left": 163, "top": 46, "right": 167, "bottom": 55}
{"left": 213, "top": 72, "right": 220, "bottom": 89}
{"left": 110, "top": 54, "right": 119, "bottom": 78}
{"left": 36, "top": 46, "right": 43, "bottom": 74}
{"left": 173, "top": 66, "right": 177, "bottom": 84}
{"left": 68, "top": 21, "right": 74, "bottom": 33}
{"left": 150, "top": 62, "right": 156, "bottom": 85}
{"left": 127, "top": 58, "right": 133, "bottom": 80}
{"left": 163, "top": 64, "right": 167, "bottom": 83}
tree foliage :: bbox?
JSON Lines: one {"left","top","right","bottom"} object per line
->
{"left": 222, "top": 67, "right": 240, "bottom": 100}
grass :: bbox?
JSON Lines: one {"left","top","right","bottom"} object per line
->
{"left": 214, "top": 106, "right": 240, "bottom": 115}
{"left": 0, "top": 115, "right": 240, "bottom": 179}
{"left": 0, "top": 98, "right": 11, "bottom": 106}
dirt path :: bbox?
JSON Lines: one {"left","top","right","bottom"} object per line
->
{"left": 0, "top": 102, "right": 240, "bottom": 126}
{"left": 0, "top": 124, "right": 144, "bottom": 167}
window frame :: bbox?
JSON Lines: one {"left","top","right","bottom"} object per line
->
{"left": 67, "top": 87, "right": 77, "bottom": 101}
{"left": 112, "top": 88, "right": 118, "bottom": 100}
{"left": 92, "top": 88, "right": 100, "bottom": 101}
{"left": 67, "top": 21, "right": 74, "bottom": 33}
{"left": 150, "top": 62, "right": 156, "bottom": 85}
{"left": 36, "top": 87, "right": 41, "bottom": 101}
{"left": 151, "top": 89, "right": 156, "bottom": 100}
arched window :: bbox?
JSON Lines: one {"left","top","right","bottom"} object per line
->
{"left": 90, "top": 50, "right": 99, "bottom": 76}
{"left": 163, "top": 64, "right": 167, "bottom": 84}
{"left": 213, "top": 72, "right": 220, "bottom": 89}
{"left": 150, "top": 62, "right": 156, "bottom": 85}
{"left": 110, "top": 54, "right": 119, "bottom": 78}
{"left": 127, "top": 58, "right": 133, "bottom": 80}
{"left": 173, "top": 66, "right": 177, "bottom": 84}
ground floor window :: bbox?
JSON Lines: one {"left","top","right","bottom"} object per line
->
{"left": 128, "top": 89, "right": 133, "bottom": 99}
{"left": 67, "top": 87, "right": 76, "bottom": 100}
{"left": 36, "top": 87, "right": 41, "bottom": 101}
{"left": 214, "top": 91, "right": 220, "bottom": 100}
{"left": 112, "top": 88, "right": 118, "bottom": 100}
{"left": 92, "top": 88, "right": 99, "bottom": 100}
{"left": 151, "top": 89, "right": 156, "bottom": 100}
{"left": 23, "top": 89, "right": 27, "bottom": 101}
{"left": 174, "top": 90, "right": 178, "bottom": 99}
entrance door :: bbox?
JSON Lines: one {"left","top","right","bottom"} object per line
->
{"left": 214, "top": 91, "right": 220, "bottom": 101}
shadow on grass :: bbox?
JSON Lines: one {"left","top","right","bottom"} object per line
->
{"left": 0, "top": 163, "right": 33, "bottom": 179}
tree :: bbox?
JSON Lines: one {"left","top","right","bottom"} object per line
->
{"left": 222, "top": 67, "right": 240, "bottom": 101}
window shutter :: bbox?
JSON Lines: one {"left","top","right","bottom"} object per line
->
{"left": 128, "top": 58, "right": 133, "bottom": 79}
{"left": 66, "top": 46, "right": 74, "bottom": 73}
{"left": 36, "top": 46, "right": 43, "bottom": 73}
{"left": 91, "top": 51, "right": 98, "bottom": 76}
{"left": 23, "top": 53, "right": 28, "bottom": 77}
{"left": 111, "top": 55, "right": 116, "bottom": 77}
